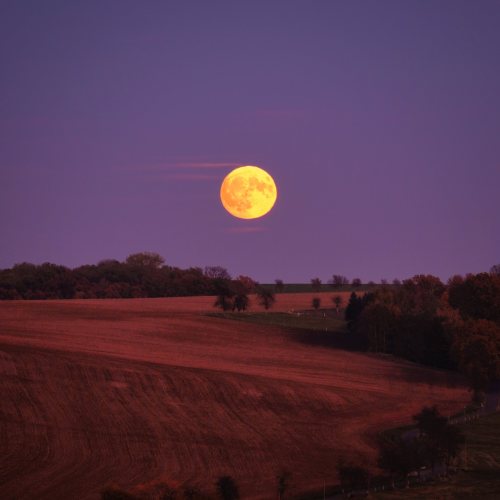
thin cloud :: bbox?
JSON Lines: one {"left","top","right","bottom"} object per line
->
{"left": 175, "top": 162, "right": 238, "bottom": 169}
{"left": 226, "top": 226, "right": 266, "bottom": 233}
{"left": 126, "top": 161, "right": 240, "bottom": 172}
{"left": 122, "top": 160, "right": 241, "bottom": 182}
{"left": 150, "top": 173, "right": 219, "bottom": 181}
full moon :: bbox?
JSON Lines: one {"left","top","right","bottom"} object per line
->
{"left": 220, "top": 165, "right": 278, "bottom": 219}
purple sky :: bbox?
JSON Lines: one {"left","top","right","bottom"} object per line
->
{"left": 1, "top": 1, "right": 499, "bottom": 283}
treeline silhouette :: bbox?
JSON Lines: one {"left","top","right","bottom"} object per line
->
{"left": 346, "top": 270, "right": 500, "bottom": 400}
{"left": 0, "top": 252, "right": 239, "bottom": 300}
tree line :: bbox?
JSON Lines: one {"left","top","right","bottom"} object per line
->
{"left": 0, "top": 253, "right": 356, "bottom": 301}
{"left": 345, "top": 268, "right": 500, "bottom": 401}
{"left": 0, "top": 251, "right": 418, "bottom": 301}
{"left": 0, "top": 253, "right": 247, "bottom": 300}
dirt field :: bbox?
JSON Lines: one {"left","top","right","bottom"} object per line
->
{"left": 0, "top": 295, "right": 469, "bottom": 499}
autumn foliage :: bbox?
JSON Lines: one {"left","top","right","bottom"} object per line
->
{"left": 347, "top": 272, "right": 500, "bottom": 400}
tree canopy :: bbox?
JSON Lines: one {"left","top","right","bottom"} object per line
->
{"left": 0, "top": 255, "right": 235, "bottom": 300}
{"left": 347, "top": 272, "right": 500, "bottom": 397}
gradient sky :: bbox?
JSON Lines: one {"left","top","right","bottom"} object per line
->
{"left": 1, "top": 0, "right": 499, "bottom": 283}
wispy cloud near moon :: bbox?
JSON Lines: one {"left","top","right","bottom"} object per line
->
{"left": 126, "top": 160, "right": 241, "bottom": 182}
{"left": 128, "top": 161, "right": 239, "bottom": 172}
{"left": 154, "top": 173, "right": 219, "bottom": 181}
{"left": 174, "top": 162, "right": 238, "bottom": 169}
{"left": 226, "top": 226, "right": 266, "bottom": 233}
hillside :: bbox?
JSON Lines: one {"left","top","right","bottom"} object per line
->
{"left": 0, "top": 295, "right": 470, "bottom": 499}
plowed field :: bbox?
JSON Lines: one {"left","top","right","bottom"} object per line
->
{"left": 0, "top": 295, "right": 469, "bottom": 499}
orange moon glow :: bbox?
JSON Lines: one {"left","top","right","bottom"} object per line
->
{"left": 220, "top": 166, "right": 278, "bottom": 219}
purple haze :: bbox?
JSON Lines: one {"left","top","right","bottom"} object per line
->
{"left": 1, "top": 1, "right": 499, "bottom": 283}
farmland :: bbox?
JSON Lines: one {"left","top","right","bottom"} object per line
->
{"left": 0, "top": 293, "right": 470, "bottom": 499}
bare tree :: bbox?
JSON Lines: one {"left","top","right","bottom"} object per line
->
{"left": 214, "top": 293, "right": 233, "bottom": 311}
{"left": 214, "top": 281, "right": 235, "bottom": 311}
{"left": 331, "top": 275, "right": 349, "bottom": 288}
{"left": 333, "top": 295, "right": 343, "bottom": 315}
{"left": 256, "top": 286, "right": 276, "bottom": 310}
{"left": 233, "top": 293, "right": 249, "bottom": 312}
{"left": 311, "top": 277, "right": 322, "bottom": 291}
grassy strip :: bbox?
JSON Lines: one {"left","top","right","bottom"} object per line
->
{"left": 207, "top": 310, "right": 363, "bottom": 351}
{"left": 207, "top": 310, "right": 347, "bottom": 333}
{"left": 261, "top": 284, "right": 378, "bottom": 293}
